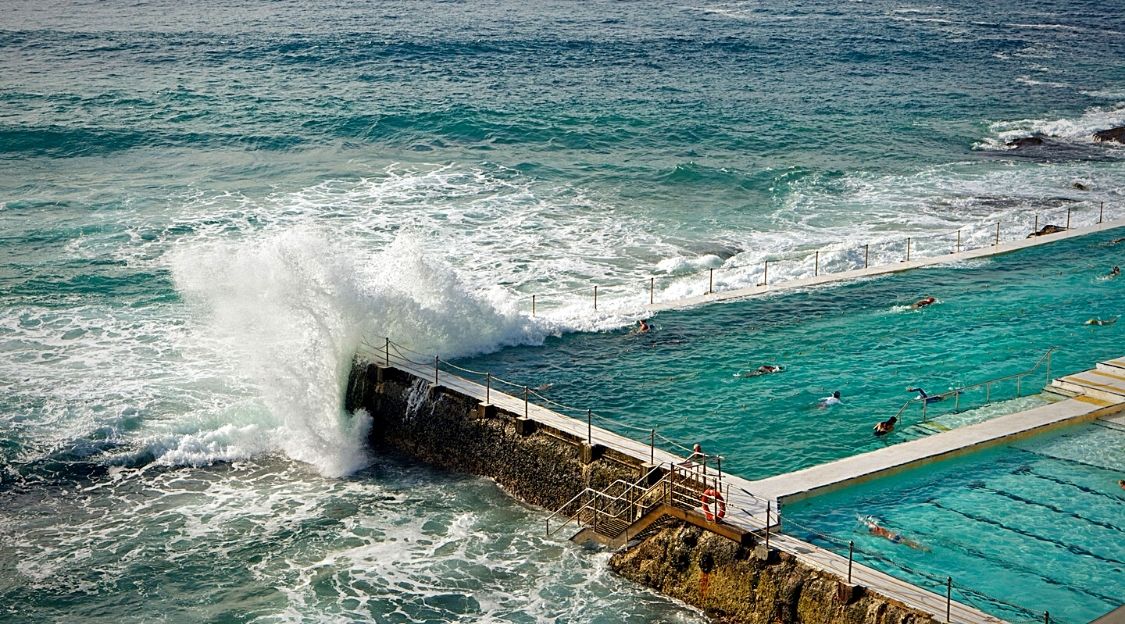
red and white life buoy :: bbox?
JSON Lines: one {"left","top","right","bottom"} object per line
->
{"left": 700, "top": 488, "right": 726, "bottom": 522}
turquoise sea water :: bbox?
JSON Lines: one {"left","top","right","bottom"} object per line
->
{"left": 784, "top": 423, "right": 1125, "bottom": 624}
{"left": 2, "top": 0, "right": 1124, "bottom": 621}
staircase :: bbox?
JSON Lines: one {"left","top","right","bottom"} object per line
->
{"left": 547, "top": 456, "right": 767, "bottom": 549}
{"left": 1046, "top": 357, "right": 1125, "bottom": 405}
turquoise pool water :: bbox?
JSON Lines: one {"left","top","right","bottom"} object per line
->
{"left": 782, "top": 422, "right": 1125, "bottom": 624}
{"left": 454, "top": 228, "right": 1125, "bottom": 479}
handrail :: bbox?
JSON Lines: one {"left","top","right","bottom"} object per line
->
{"left": 893, "top": 347, "right": 1058, "bottom": 423}
{"left": 518, "top": 203, "right": 1114, "bottom": 313}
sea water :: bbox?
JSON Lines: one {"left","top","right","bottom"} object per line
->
{"left": 2, "top": 0, "right": 1124, "bottom": 621}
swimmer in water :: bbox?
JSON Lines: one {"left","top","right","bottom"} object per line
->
{"left": 859, "top": 515, "right": 928, "bottom": 551}
{"left": 1085, "top": 316, "right": 1119, "bottom": 326}
{"left": 873, "top": 416, "right": 897, "bottom": 436}
{"left": 906, "top": 387, "right": 943, "bottom": 404}
{"left": 737, "top": 364, "right": 784, "bottom": 377}
{"left": 1107, "top": 266, "right": 1120, "bottom": 278}
{"left": 636, "top": 319, "right": 651, "bottom": 333}
{"left": 819, "top": 390, "right": 842, "bottom": 408}
{"left": 910, "top": 296, "right": 937, "bottom": 310}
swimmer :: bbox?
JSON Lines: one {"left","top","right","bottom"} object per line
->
{"left": 906, "top": 387, "right": 943, "bottom": 404}
{"left": 910, "top": 296, "right": 937, "bottom": 310}
{"left": 636, "top": 319, "right": 651, "bottom": 334}
{"left": 819, "top": 390, "right": 842, "bottom": 408}
{"left": 1119, "top": 479, "right": 1125, "bottom": 492}
{"left": 1085, "top": 316, "right": 1119, "bottom": 326}
{"left": 859, "top": 515, "right": 928, "bottom": 551}
{"left": 1108, "top": 266, "right": 1121, "bottom": 278}
{"left": 737, "top": 364, "right": 784, "bottom": 377}
{"left": 873, "top": 416, "right": 897, "bottom": 436}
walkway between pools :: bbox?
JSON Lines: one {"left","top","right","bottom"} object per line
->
{"left": 747, "top": 356, "right": 1125, "bottom": 506}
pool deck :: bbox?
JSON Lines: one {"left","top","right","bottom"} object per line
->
{"left": 748, "top": 357, "right": 1125, "bottom": 505}
{"left": 648, "top": 217, "right": 1125, "bottom": 313}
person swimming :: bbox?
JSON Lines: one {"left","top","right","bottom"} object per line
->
{"left": 910, "top": 296, "right": 936, "bottom": 310}
{"left": 819, "top": 390, "right": 842, "bottom": 408}
{"left": 636, "top": 319, "right": 651, "bottom": 333}
{"left": 859, "top": 515, "right": 927, "bottom": 551}
{"left": 737, "top": 364, "right": 784, "bottom": 377}
{"left": 1085, "top": 316, "right": 1119, "bottom": 326}
{"left": 873, "top": 416, "right": 897, "bottom": 436}
{"left": 1108, "top": 266, "right": 1121, "bottom": 278}
{"left": 906, "top": 387, "right": 943, "bottom": 404}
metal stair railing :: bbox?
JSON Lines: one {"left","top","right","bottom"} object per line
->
{"left": 893, "top": 347, "right": 1057, "bottom": 424}
{"left": 545, "top": 465, "right": 665, "bottom": 538}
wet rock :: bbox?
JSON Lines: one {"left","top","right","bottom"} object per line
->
{"left": 1072, "top": 181, "right": 1090, "bottom": 191}
{"left": 1027, "top": 224, "right": 1067, "bottom": 238}
{"left": 1007, "top": 136, "right": 1044, "bottom": 148}
{"left": 1093, "top": 126, "right": 1125, "bottom": 144}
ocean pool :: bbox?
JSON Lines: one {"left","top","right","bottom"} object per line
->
{"left": 453, "top": 228, "right": 1125, "bottom": 479}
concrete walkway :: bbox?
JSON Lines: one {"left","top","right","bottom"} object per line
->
{"left": 748, "top": 359, "right": 1125, "bottom": 504}
{"left": 648, "top": 218, "right": 1125, "bottom": 314}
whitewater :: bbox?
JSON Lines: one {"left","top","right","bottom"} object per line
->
{"left": 1, "top": 0, "right": 1123, "bottom": 620}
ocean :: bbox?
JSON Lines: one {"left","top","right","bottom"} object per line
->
{"left": 1, "top": 0, "right": 1123, "bottom": 621}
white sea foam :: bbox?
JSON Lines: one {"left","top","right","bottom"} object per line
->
{"left": 977, "top": 103, "right": 1125, "bottom": 150}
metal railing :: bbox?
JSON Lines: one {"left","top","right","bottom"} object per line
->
{"left": 893, "top": 347, "right": 1058, "bottom": 424}
{"left": 518, "top": 203, "right": 1116, "bottom": 315}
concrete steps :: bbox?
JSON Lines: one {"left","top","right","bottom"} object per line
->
{"left": 1050, "top": 368, "right": 1125, "bottom": 403}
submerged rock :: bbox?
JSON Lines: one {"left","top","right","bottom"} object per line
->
{"left": 1028, "top": 224, "right": 1067, "bottom": 238}
{"left": 1006, "top": 136, "right": 1045, "bottom": 148}
{"left": 1093, "top": 126, "right": 1125, "bottom": 144}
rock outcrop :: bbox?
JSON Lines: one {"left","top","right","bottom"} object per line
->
{"left": 1093, "top": 127, "right": 1125, "bottom": 144}
{"left": 611, "top": 525, "right": 933, "bottom": 624}
{"left": 1006, "top": 136, "right": 1044, "bottom": 148}
{"left": 1027, "top": 224, "right": 1067, "bottom": 238}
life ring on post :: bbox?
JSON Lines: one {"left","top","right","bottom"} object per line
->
{"left": 700, "top": 488, "right": 726, "bottom": 522}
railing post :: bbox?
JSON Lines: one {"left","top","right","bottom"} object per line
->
{"left": 1099, "top": 202, "right": 1104, "bottom": 224}
{"left": 954, "top": 390, "right": 960, "bottom": 412}
{"left": 717, "top": 456, "right": 722, "bottom": 481}
{"left": 922, "top": 400, "right": 928, "bottom": 422}
{"left": 532, "top": 294, "right": 536, "bottom": 317}
{"left": 524, "top": 386, "right": 529, "bottom": 418}
{"left": 864, "top": 244, "right": 869, "bottom": 269}
{"left": 1034, "top": 213, "right": 1039, "bottom": 233}
{"left": 955, "top": 229, "right": 961, "bottom": 253}
{"left": 814, "top": 250, "right": 819, "bottom": 276}
{"left": 486, "top": 372, "right": 491, "bottom": 403}
{"left": 593, "top": 285, "right": 598, "bottom": 310}
{"left": 765, "top": 500, "right": 771, "bottom": 549}
{"left": 1045, "top": 611, "right": 1050, "bottom": 624}
{"left": 649, "top": 277, "right": 654, "bottom": 305}
{"left": 434, "top": 355, "right": 439, "bottom": 384}
{"left": 1017, "top": 375, "right": 1021, "bottom": 397}
{"left": 587, "top": 409, "right": 592, "bottom": 445}
{"left": 385, "top": 337, "right": 390, "bottom": 366}
{"left": 650, "top": 429, "right": 655, "bottom": 464}
{"left": 985, "top": 382, "right": 990, "bottom": 403}
{"left": 1066, "top": 207, "right": 1071, "bottom": 229}
{"left": 906, "top": 237, "right": 912, "bottom": 262}
{"left": 847, "top": 541, "right": 854, "bottom": 583}
{"left": 994, "top": 221, "right": 1000, "bottom": 246}
{"left": 1046, "top": 349, "right": 1052, "bottom": 383}
{"left": 946, "top": 577, "right": 952, "bottom": 623}
{"left": 708, "top": 268, "right": 714, "bottom": 294}
{"left": 763, "top": 260, "right": 769, "bottom": 286}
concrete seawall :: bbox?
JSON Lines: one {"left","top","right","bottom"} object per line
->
{"left": 346, "top": 361, "right": 937, "bottom": 624}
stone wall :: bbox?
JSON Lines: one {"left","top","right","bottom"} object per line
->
{"left": 611, "top": 524, "right": 934, "bottom": 624}
{"left": 346, "top": 360, "right": 935, "bottom": 624}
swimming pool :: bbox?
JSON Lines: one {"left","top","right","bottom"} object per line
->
{"left": 781, "top": 421, "right": 1125, "bottom": 624}
{"left": 453, "top": 228, "right": 1124, "bottom": 479}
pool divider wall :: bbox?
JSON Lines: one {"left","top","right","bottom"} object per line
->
{"left": 346, "top": 361, "right": 939, "bottom": 624}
